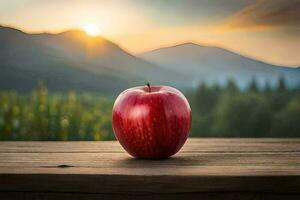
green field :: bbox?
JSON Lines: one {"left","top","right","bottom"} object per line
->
{"left": 0, "top": 83, "right": 114, "bottom": 140}
{"left": 0, "top": 79, "right": 299, "bottom": 141}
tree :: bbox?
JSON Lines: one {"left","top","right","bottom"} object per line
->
{"left": 271, "top": 97, "right": 300, "bottom": 137}
{"left": 195, "top": 83, "right": 220, "bottom": 115}
{"left": 264, "top": 80, "right": 272, "bottom": 93}
{"left": 225, "top": 78, "right": 239, "bottom": 94}
{"left": 277, "top": 76, "right": 287, "bottom": 92}
{"left": 213, "top": 93, "right": 272, "bottom": 137}
{"left": 248, "top": 77, "right": 259, "bottom": 93}
{"left": 269, "top": 76, "right": 290, "bottom": 111}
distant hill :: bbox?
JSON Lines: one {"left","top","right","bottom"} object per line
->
{"left": 0, "top": 26, "right": 183, "bottom": 93}
{"left": 139, "top": 43, "right": 300, "bottom": 88}
{"left": 1, "top": 26, "right": 299, "bottom": 93}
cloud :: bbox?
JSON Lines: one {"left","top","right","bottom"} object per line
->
{"left": 131, "top": 0, "right": 253, "bottom": 26}
{"left": 218, "top": 0, "right": 300, "bottom": 32}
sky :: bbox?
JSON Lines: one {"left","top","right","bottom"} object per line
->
{"left": 0, "top": 0, "right": 299, "bottom": 67}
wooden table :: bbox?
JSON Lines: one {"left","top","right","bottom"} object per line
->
{"left": 0, "top": 139, "right": 299, "bottom": 200}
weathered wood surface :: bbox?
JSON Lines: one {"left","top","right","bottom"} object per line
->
{"left": 0, "top": 138, "right": 300, "bottom": 200}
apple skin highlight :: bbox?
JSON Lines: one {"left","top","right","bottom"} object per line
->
{"left": 112, "top": 85, "right": 191, "bottom": 159}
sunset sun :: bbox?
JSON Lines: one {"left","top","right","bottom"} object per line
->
{"left": 84, "top": 23, "right": 101, "bottom": 36}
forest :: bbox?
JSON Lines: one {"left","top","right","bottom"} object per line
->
{"left": 0, "top": 78, "right": 299, "bottom": 141}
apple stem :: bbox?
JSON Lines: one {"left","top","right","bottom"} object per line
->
{"left": 147, "top": 82, "right": 151, "bottom": 92}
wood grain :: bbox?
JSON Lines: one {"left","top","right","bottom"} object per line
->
{"left": 0, "top": 138, "right": 299, "bottom": 199}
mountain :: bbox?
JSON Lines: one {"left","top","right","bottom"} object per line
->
{"left": 0, "top": 26, "right": 183, "bottom": 94}
{"left": 139, "top": 43, "right": 300, "bottom": 88}
{"left": 1, "top": 26, "right": 299, "bottom": 93}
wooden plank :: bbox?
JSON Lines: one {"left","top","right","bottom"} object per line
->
{"left": 0, "top": 139, "right": 299, "bottom": 199}
{"left": 1, "top": 191, "right": 300, "bottom": 200}
{"left": 0, "top": 153, "right": 300, "bottom": 175}
{"left": 0, "top": 174, "right": 300, "bottom": 194}
{"left": 0, "top": 138, "right": 299, "bottom": 153}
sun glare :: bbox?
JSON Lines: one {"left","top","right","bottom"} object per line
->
{"left": 84, "top": 24, "right": 101, "bottom": 36}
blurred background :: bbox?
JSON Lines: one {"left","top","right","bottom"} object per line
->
{"left": 0, "top": 0, "right": 300, "bottom": 140}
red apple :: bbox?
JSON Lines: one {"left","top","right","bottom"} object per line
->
{"left": 112, "top": 84, "right": 191, "bottom": 159}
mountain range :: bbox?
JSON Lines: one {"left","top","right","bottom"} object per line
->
{"left": 0, "top": 25, "right": 299, "bottom": 94}
{"left": 139, "top": 43, "right": 300, "bottom": 88}
{"left": 0, "top": 26, "right": 182, "bottom": 94}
